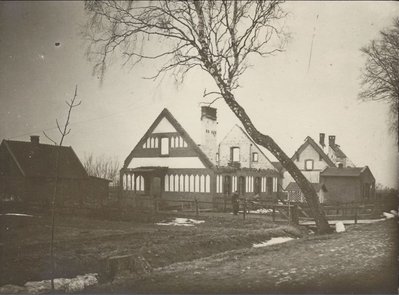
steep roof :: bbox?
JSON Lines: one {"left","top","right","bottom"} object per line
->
{"left": 292, "top": 136, "right": 336, "bottom": 167}
{"left": 124, "top": 108, "right": 214, "bottom": 169}
{"left": 320, "top": 166, "right": 370, "bottom": 177}
{"left": 329, "top": 144, "right": 347, "bottom": 158}
{"left": 2, "top": 139, "right": 88, "bottom": 179}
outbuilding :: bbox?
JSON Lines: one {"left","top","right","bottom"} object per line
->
{"left": 320, "top": 166, "right": 376, "bottom": 204}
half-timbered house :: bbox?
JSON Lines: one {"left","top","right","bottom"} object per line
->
{"left": 120, "top": 107, "right": 281, "bottom": 208}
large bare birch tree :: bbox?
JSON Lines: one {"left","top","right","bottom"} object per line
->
{"left": 359, "top": 17, "right": 399, "bottom": 144}
{"left": 83, "top": 0, "right": 330, "bottom": 233}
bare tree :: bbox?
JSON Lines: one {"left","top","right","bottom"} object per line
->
{"left": 359, "top": 18, "right": 399, "bottom": 143}
{"left": 43, "top": 86, "right": 81, "bottom": 290}
{"left": 83, "top": 0, "right": 330, "bottom": 233}
{"left": 83, "top": 153, "right": 120, "bottom": 184}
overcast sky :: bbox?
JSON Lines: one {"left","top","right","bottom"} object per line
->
{"left": 0, "top": 1, "right": 398, "bottom": 188}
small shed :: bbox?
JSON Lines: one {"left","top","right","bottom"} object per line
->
{"left": 320, "top": 166, "right": 375, "bottom": 204}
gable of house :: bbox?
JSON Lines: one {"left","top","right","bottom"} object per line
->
{"left": 124, "top": 108, "right": 214, "bottom": 170}
{"left": 292, "top": 136, "right": 336, "bottom": 169}
{"left": 218, "top": 125, "right": 277, "bottom": 171}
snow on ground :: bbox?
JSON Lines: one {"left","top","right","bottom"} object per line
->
{"left": 383, "top": 212, "right": 395, "bottom": 219}
{"left": 253, "top": 237, "right": 294, "bottom": 248}
{"left": 335, "top": 221, "right": 346, "bottom": 233}
{"left": 156, "top": 218, "right": 205, "bottom": 227}
{"left": 0, "top": 273, "right": 98, "bottom": 294}
{"left": 249, "top": 208, "right": 274, "bottom": 214}
{"left": 0, "top": 213, "right": 34, "bottom": 217}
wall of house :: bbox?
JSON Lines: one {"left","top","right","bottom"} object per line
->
{"left": 321, "top": 176, "right": 361, "bottom": 204}
{"left": 283, "top": 144, "right": 330, "bottom": 188}
{"left": 218, "top": 126, "right": 276, "bottom": 170}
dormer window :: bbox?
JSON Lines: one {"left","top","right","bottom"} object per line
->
{"left": 305, "top": 159, "right": 314, "bottom": 170}
{"left": 231, "top": 147, "right": 240, "bottom": 162}
{"left": 161, "top": 137, "right": 169, "bottom": 155}
{"left": 252, "top": 152, "right": 258, "bottom": 162}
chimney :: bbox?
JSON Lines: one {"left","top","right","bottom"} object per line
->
{"left": 200, "top": 106, "right": 217, "bottom": 163}
{"left": 30, "top": 135, "right": 40, "bottom": 145}
{"left": 319, "top": 133, "right": 325, "bottom": 148}
{"left": 328, "top": 135, "right": 336, "bottom": 147}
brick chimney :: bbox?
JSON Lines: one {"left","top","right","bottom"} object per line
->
{"left": 319, "top": 133, "right": 325, "bottom": 148}
{"left": 328, "top": 135, "right": 336, "bottom": 147}
{"left": 200, "top": 106, "right": 217, "bottom": 163}
{"left": 30, "top": 135, "right": 40, "bottom": 145}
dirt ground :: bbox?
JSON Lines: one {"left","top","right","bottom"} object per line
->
{"left": 1, "top": 211, "right": 397, "bottom": 294}
{"left": 89, "top": 218, "right": 398, "bottom": 294}
{"left": 0, "top": 211, "right": 302, "bottom": 287}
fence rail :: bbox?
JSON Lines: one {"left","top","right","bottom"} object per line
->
{"left": 1, "top": 194, "right": 389, "bottom": 226}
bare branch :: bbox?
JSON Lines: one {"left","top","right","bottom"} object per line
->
{"left": 43, "top": 131, "right": 57, "bottom": 145}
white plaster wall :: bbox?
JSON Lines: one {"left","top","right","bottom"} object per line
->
{"left": 294, "top": 144, "right": 330, "bottom": 171}
{"left": 152, "top": 117, "right": 176, "bottom": 133}
{"left": 218, "top": 126, "right": 275, "bottom": 170}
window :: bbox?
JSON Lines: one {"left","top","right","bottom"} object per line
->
{"left": 161, "top": 137, "right": 169, "bottom": 155}
{"left": 170, "top": 175, "right": 174, "bottom": 191}
{"left": 179, "top": 174, "right": 184, "bottom": 192}
{"left": 195, "top": 175, "right": 200, "bottom": 192}
{"left": 252, "top": 152, "right": 259, "bottom": 162}
{"left": 184, "top": 175, "right": 189, "bottom": 192}
{"left": 205, "top": 175, "right": 210, "bottom": 193}
{"left": 200, "top": 175, "right": 205, "bottom": 192}
{"left": 164, "top": 175, "right": 169, "bottom": 192}
{"left": 174, "top": 174, "right": 179, "bottom": 192}
{"left": 273, "top": 177, "right": 278, "bottom": 192}
{"left": 305, "top": 159, "right": 314, "bottom": 170}
{"left": 189, "top": 175, "right": 195, "bottom": 192}
{"left": 216, "top": 153, "right": 219, "bottom": 163}
{"left": 231, "top": 147, "right": 240, "bottom": 162}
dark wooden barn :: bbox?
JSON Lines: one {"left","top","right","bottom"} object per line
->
{"left": 0, "top": 136, "right": 109, "bottom": 209}
{"left": 320, "top": 166, "right": 376, "bottom": 204}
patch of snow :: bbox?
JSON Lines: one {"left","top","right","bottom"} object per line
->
{"left": 253, "top": 237, "right": 294, "bottom": 248}
{"left": 0, "top": 273, "right": 98, "bottom": 294}
{"left": 249, "top": 208, "right": 274, "bottom": 214}
{"left": 383, "top": 212, "right": 395, "bottom": 219}
{"left": 0, "top": 213, "right": 34, "bottom": 217}
{"left": 335, "top": 221, "right": 346, "bottom": 233}
{"left": 389, "top": 210, "right": 398, "bottom": 216}
{"left": 156, "top": 218, "right": 205, "bottom": 227}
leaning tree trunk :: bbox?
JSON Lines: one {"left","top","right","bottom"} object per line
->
{"left": 193, "top": 2, "right": 330, "bottom": 234}
{"left": 214, "top": 75, "right": 331, "bottom": 234}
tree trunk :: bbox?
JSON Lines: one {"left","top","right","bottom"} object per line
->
{"left": 213, "top": 76, "right": 331, "bottom": 234}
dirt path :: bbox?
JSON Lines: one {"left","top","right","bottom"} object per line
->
{"left": 93, "top": 219, "right": 398, "bottom": 294}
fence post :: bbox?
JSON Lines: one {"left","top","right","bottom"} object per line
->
{"left": 223, "top": 195, "right": 227, "bottom": 212}
{"left": 243, "top": 199, "right": 246, "bottom": 220}
{"left": 292, "top": 204, "right": 299, "bottom": 225}
{"left": 272, "top": 205, "right": 276, "bottom": 222}
{"left": 354, "top": 207, "right": 358, "bottom": 224}
{"left": 195, "top": 198, "right": 199, "bottom": 217}
{"left": 154, "top": 199, "right": 159, "bottom": 213}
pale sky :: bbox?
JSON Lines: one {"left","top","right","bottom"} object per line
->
{"left": 0, "top": 1, "right": 398, "bottom": 188}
